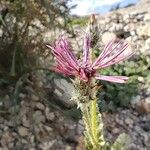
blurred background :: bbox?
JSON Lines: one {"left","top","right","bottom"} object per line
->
{"left": 0, "top": 0, "right": 150, "bottom": 149}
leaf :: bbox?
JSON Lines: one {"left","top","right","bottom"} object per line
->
{"left": 111, "top": 133, "right": 131, "bottom": 150}
{"left": 10, "top": 47, "right": 17, "bottom": 77}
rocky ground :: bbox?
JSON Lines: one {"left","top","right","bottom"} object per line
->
{"left": 0, "top": 0, "right": 150, "bottom": 149}
{"left": 0, "top": 81, "right": 149, "bottom": 150}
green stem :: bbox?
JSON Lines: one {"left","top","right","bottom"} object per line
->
{"left": 91, "top": 100, "right": 98, "bottom": 144}
{"left": 81, "top": 99, "right": 106, "bottom": 150}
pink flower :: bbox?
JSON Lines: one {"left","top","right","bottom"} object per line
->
{"left": 47, "top": 35, "right": 133, "bottom": 83}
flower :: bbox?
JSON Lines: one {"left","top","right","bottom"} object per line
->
{"left": 47, "top": 35, "right": 133, "bottom": 83}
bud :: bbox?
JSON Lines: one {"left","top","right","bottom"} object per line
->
{"left": 86, "top": 14, "right": 99, "bottom": 48}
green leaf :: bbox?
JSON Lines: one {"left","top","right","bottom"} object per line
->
{"left": 111, "top": 133, "right": 131, "bottom": 150}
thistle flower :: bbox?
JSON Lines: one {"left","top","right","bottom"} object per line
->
{"left": 47, "top": 35, "right": 133, "bottom": 83}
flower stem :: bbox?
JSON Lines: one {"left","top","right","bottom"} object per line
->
{"left": 80, "top": 99, "right": 106, "bottom": 150}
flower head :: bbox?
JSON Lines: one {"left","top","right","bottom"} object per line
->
{"left": 47, "top": 35, "right": 133, "bottom": 83}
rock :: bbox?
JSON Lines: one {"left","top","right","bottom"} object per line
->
{"left": 18, "top": 126, "right": 29, "bottom": 137}
{"left": 141, "top": 121, "right": 150, "bottom": 132}
{"left": 145, "top": 38, "right": 150, "bottom": 49}
{"left": 77, "top": 120, "right": 84, "bottom": 135}
{"left": 125, "top": 117, "right": 134, "bottom": 127}
{"left": 0, "top": 146, "right": 9, "bottom": 150}
{"left": 36, "top": 102, "right": 45, "bottom": 111}
{"left": 136, "top": 14, "right": 144, "bottom": 21}
{"left": 33, "top": 111, "right": 46, "bottom": 124}
{"left": 115, "top": 116, "right": 124, "bottom": 125}
{"left": 143, "top": 133, "right": 150, "bottom": 147}
{"left": 144, "top": 13, "right": 150, "bottom": 22}
{"left": 136, "top": 98, "right": 150, "bottom": 114}
{"left": 45, "top": 107, "right": 55, "bottom": 121}
{"left": 109, "top": 23, "right": 124, "bottom": 32}
{"left": 1, "top": 132, "right": 15, "bottom": 146}
{"left": 138, "top": 77, "right": 145, "bottom": 83}
{"left": 123, "top": 14, "right": 130, "bottom": 22}
{"left": 112, "top": 128, "right": 120, "bottom": 134}
{"left": 49, "top": 78, "right": 76, "bottom": 108}
{"left": 29, "top": 135, "right": 35, "bottom": 144}
{"left": 8, "top": 142, "right": 14, "bottom": 149}
{"left": 22, "top": 117, "right": 30, "bottom": 128}
{"left": 137, "top": 24, "right": 150, "bottom": 37}
{"left": 65, "top": 145, "right": 73, "bottom": 150}
{"left": 131, "top": 95, "right": 141, "bottom": 106}
{"left": 130, "top": 30, "right": 136, "bottom": 36}
{"left": 126, "top": 36, "right": 132, "bottom": 42}
{"left": 0, "top": 29, "right": 3, "bottom": 37}
{"left": 31, "top": 95, "right": 39, "bottom": 102}
{"left": 140, "top": 38, "right": 150, "bottom": 55}
{"left": 46, "top": 112, "right": 55, "bottom": 121}
{"left": 143, "top": 98, "right": 150, "bottom": 113}
{"left": 3, "top": 126, "right": 9, "bottom": 131}
{"left": 3, "top": 95, "right": 11, "bottom": 109}
{"left": 19, "top": 93, "right": 26, "bottom": 99}
{"left": 124, "top": 23, "right": 136, "bottom": 32}
{"left": 101, "top": 32, "right": 116, "bottom": 44}
{"left": 36, "top": 81, "right": 43, "bottom": 88}
{"left": 44, "top": 125, "right": 53, "bottom": 132}
{"left": 38, "top": 140, "right": 56, "bottom": 150}
{"left": 134, "top": 125, "right": 142, "bottom": 134}
{"left": 76, "top": 136, "right": 85, "bottom": 150}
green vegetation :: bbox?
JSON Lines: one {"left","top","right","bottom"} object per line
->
{"left": 99, "top": 55, "right": 149, "bottom": 111}
{"left": 67, "top": 17, "right": 88, "bottom": 27}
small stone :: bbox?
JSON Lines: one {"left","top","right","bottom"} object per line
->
{"left": 76, "top": 136, "right": 85, "bottom": 150}
{"left": 44, "top": 125, "right": 53, "bottom": 132}
{"left": 3, "top": 126, "right": 9, "bottom": 131}
{"left": 50, "top": 78, "right": 76, "bottom": 108}
{"left": 126, "top": 36, "right": 132, "bottom": 42}
{"left": 134, "top": 125, "right": 142, "bottom": 134}
{"left": 19, "top": 93, "right": 26, "bottom": 99}
{"left": 130, "top": 30, "right": 136, "bottom": 36}
{"left": 30, "top": 135, "right": 35, "bottom": 144}
{"left": 0, "top": 129, "right": 3, "bottom": 135}
{"left": 101, "top": 32, "right": 116, "bottom": 44}
{"left": 22, "top": 117, "right": 30, "bottom": 128}
{"left": 46, "top": 112, "right": 55, "bottom": 121}
{"left": 143, "top": 133, "right": 150, "bottom": 147}
{"left": 125, "top": 117, "right": 134, "bottom": 126}
{"left": 77, "top": 121, "right": 84, "bottom": 135}
{"left": 38, "top": 141, "right": 56, "bottom": 150}
{"left": 31, "top": 95, "right": 39, "bottom": 101}
{"left": 0, "top": 146, "right": 9, "bottom": 150}
{"left": 109, "top": 23, "right": 124, "bottom": 32}
{"left": 144, "top": 13, "right": 150, "bottom": 22}
{"left": 36, "top": 102, "right": 45, "bottom": 110}
{"left": 37, "top": 81, "right": 43, "bottom": 88}
{"left": 3, "top": 95, "right": 11, "bottom": 108}
{"left": 112, "top": 128, "right": 120, "bottom": 134}
{"left": 138, "top": 77, "right": 145, "bottom": 83}
{"left": 136, "top": 98, "right": 150, "bottom": 114}
{"left": 131, "top": 95, "right": 141, "bottom": 106}
{"left": 0, "top": 29, "right": 3, "bottom": 37}
{"left": 116, "top": 117, "right": 124, "bottom": 125}
{"left": 8, "top": 142, "right": 14, "bottom": 149}
{"left": 143, "top": 98, "right": 150, "bottom": 113}
{"left": 18, "top": 126, "right": 29, "bottom": 137}
{"left": 21, "top": 139, "right": 28, "bottom": 144}
{"left": 33, "top": 111, "right": 46, "bottom": 124}
{"left": 137, "top": 24, "right": 150, "bottom": 37}
{"left": 1, "top": 132, "right": 15, "bottom": 146}
{"left": 65, "top": 145, "right": 72, "bottom": 150}
{"left": 145, "top": 38, "right": 150, "bottom": 50}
